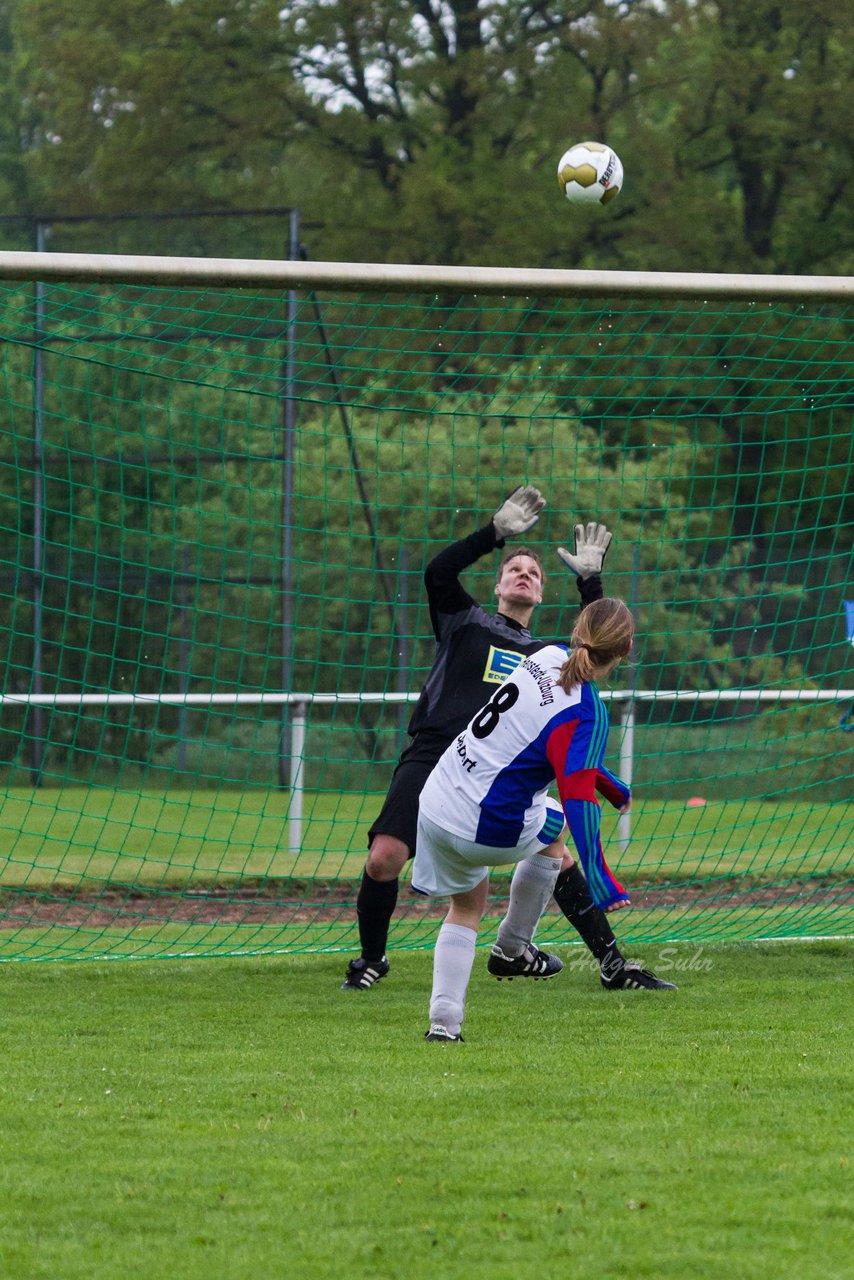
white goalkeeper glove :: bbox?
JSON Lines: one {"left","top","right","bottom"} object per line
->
{"left": 557, "top": 522, "right": 612, "bottom": 579}
{"left": 492, "top": 485, "right": 546, "bottom": 540}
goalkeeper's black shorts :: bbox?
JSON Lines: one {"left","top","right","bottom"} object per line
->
{"left": 368, "top": 753, "right": 439, "bottom": 857}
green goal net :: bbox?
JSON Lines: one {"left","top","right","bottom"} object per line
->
{"left": 1, "top": 261, "right": 852, "bottom": 963}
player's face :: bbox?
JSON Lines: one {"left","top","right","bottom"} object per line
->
{"left": 495, "top": 555, "right": 544, "bottom": 610}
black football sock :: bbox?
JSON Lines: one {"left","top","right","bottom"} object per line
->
{"left": 553, "top": 863, "right": 625, "bottom": 971}
{"left": 356, "top": 868, "right": 399, "bottom": 962}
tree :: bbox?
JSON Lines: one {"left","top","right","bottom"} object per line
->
{"left": 13, "top": 0, "right": 297, "bottom": 242}
{"left": 0, "top": 1, "right": 33, "bottom": 243}
{"left": 7, "top": 0, "right": 853, "bottom": 271}
{"left": 663, "top": 0, "right": 854, "bottom": 272}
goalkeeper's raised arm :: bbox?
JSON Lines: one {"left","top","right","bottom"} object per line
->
{"left": 555, "top": 521, "right": 612, "bottom": 615}
{"left": 492, "top": 484, "right": 546, "bottom": 540}
{"left": 423, "top": 485, "right": 547, "bottom": 640}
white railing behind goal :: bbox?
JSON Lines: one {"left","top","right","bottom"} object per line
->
{"left": 3, "top": 688, "right": 853, "bottom": 853}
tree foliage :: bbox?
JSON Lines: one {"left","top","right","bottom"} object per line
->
{"left": 0, "top": 3, "right": 852, "bottom": 783}
{"left": 4, "top": 0, "right": 852, "bottom": 271}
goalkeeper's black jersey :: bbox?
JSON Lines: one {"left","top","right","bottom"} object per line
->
{"left": 403, "top": 523, "right": 602, "bottom": 764}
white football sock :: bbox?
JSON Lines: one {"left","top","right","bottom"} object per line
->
{"left": 495, "top": 853, "right": 561, "bottom": 957}
{"left": 429, "top": 922, "right": 477, "bottom": 1035}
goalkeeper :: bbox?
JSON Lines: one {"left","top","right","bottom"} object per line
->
{"left": 341, "top": 486, "right": 673, "bottom": 993}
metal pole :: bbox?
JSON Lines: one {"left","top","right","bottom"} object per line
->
{"left": 396, "top": 542, "right": 410, "bottom": 742}
{"left": 289, "top": 700, "right": 307, "bottom": 853}
{"left": 178, "top": 545, "right": 190, "bottom": 774}
{"left": 618, "top": 542, "right": 640, "bottom": 850}
{"left": 30, "top": 220, "right": 47, "bottom": 785}
{"left": 618, "top": 705, "right": 635, "bottom": 850}
{"left": 279, "top": 208, "right": 300, "bottom": 788}
{"left": 0, "top": 251, "right": 850, "bottom": 300}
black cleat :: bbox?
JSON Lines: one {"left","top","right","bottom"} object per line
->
{"left": 487, "top": 944, "right": 564, "bottom": 981}
{"left": 601, "top": 962, "right": 677, "bottom": 991}
{"left": 425, "top": 1023, "right": 464, "bottom": 1042}
{"left": 340, "top": 956, "right": 390, "bottom": 991}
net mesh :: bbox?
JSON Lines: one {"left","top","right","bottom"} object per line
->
{"left": 1, "top": 275, "right": 852, "bottom": 962}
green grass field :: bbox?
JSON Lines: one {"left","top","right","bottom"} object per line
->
{"left": 1, "top": 787, "right": 852, "bottom": 962}
{"left": 2, "top": 787, "right": 853, "bottom": 887}
{"left": 0, "top": 942, "right": 851, "bottom": 1280}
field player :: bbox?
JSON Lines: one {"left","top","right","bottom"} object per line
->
{"left": 341, "top": 486, "right": 673, "bottom": 993}
{"left": 415, "top": 597, "right": 675, "bottom": 1042}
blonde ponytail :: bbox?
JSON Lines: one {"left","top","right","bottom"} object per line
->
{"left": 558, "top": 598, "right": 634, "bottom": 692}
{"left": 559, "top": 645, "right": 598, "bottom": 689}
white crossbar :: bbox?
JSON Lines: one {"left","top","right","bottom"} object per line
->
{"left": 0, "top": 250, "right": 852, "bottom": 299}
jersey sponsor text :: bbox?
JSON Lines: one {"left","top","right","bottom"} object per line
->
{"left": 520, "top": 655, "right": 557, "bottom": 707}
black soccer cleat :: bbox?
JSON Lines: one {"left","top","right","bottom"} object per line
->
{"left": 425, "top": 1023, "right": 464, "bottom": 1042}
{"left": 487, "top": 944, "right": 564, "bottom": 981}
{"left": 340, "top": 956, "right": 390, "bottom": 991}
{"left": 600, "top": 962, "right": 677, "bottom": 991}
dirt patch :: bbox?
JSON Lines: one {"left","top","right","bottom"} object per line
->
{"left": 1, "top": 876, "right": 851, "bottom": 930}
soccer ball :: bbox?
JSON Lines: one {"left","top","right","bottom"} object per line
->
{"left": 557, "top": 141, "right": 623, "bottom": 205}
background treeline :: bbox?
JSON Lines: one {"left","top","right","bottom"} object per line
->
{"left": 0, "top": 0, "right": 852, "bottom": 792}
{"left": 0, "top": 0, "right": 851, "bottom": 272}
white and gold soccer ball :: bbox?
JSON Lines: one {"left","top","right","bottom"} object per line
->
{"left": 557, "top": 141, "right": 623, "bottom": 205}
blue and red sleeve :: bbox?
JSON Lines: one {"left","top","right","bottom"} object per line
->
{"left": 562, "top": 800, "right": 630, "bottom": 910}
{"left": 595, "top": 765, "right": 631, "bottom": 810}
{"left": 544, "top": 711, "right": 630, "bottom": 910}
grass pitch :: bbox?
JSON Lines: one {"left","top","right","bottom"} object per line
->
{"left": 0, "top": 941, "right": 850, "bottom": 1279}
{"left": 2, "top": 787, "right": 852, "bottom": 887}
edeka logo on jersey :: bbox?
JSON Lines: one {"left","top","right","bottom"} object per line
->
{"left": 483, "top": 646, "right": 524, "bottom": 684}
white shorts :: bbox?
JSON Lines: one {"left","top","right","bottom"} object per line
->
{"left": 412, "top": 799, "right": 565, "bottom": 898}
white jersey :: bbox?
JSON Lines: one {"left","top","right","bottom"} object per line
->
{"left": 419, "top": 643, "right": 621, "bottom": 849}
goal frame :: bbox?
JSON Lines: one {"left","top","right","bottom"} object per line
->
{"left": 0, "top": 249, "right": 852, "bottom": 299}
